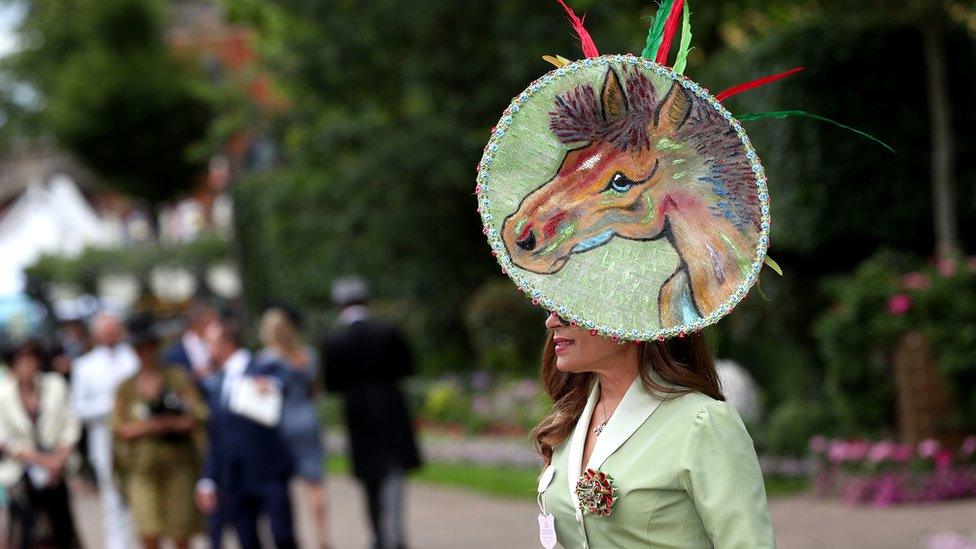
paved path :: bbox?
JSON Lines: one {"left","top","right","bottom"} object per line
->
{"left": 70, "top": 477, "right": 976, "bottom": 548}
{"left": 769, "top": 495, "right": 976, "bottom": 549}
{"left": 70, "top": 476, "right": 539, "bottom": 548}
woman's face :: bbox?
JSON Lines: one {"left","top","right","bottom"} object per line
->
{"left": 544, "top": 312, "right": 633, "bottom": 374}
{"left": 12, "top": 350, "right": 41, "bottom": 381}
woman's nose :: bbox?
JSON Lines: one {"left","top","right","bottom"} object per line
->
{"left": 544, "top": 311, "right": 563, "bottom": 329}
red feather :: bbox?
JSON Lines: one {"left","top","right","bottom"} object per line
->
{"left": 715, "top": 67, "right": 805, "bottom": 102}
{"left": 655, "top": 0, "right": 685, "bottom": 65}
{"left": 555, "top": 0, "right": 600, "bottom": 58}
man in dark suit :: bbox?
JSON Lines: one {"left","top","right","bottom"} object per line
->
{"left": 164, "top": 301, "right": 218, "bottom": 382}
{"left": 322, "top": 277, "right": 421, "bottom": 549}
{"left": 195, "top": 320, "right": 296, "bottom": 549}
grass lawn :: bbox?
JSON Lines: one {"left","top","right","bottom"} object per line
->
{"left": 763, "top": 476, "right": 810, "bottom": 498}
{"left": 327, "top": 456, "right": 809, "bottom": 500}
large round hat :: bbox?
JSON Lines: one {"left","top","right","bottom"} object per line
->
{"left": 476, "top": 1, "right": 887, "bottom": 342}
{"left": 476, "top": 0, "right": 785, "bottom": 343}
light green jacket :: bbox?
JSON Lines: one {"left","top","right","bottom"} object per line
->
{"left": 538, "top": 376, "right": 774, "bottom": 548}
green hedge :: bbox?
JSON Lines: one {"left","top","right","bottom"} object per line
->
{"left": 24, "top": 235, "right": 230, "bottom": 288}
{"left": 464, "top": 279, "right": 544, "bottom": 377}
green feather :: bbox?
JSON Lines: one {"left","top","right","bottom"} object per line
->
{"left": 673, "top": 2, "right": 692, "bottom": 74}
{"left": 737, "top": 110, "right": 895, "bottom": 153}
{"left": 641, "top": 0, "right": 674, "bottom": 60}
{"left": 763, "top": 256, "right": 783, "bottom": 276}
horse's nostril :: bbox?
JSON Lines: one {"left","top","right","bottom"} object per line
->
{"left": 516, "top": 230, "right": 537, "bottom": 252}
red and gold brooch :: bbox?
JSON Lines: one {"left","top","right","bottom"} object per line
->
{"left": 575, "top": 468, "right": 617, "bottom": 516}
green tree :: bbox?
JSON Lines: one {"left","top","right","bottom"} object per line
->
{"left": 705, "top": 0, "right": 972, "bottom": 259}
{"left": 225, "top": 0, "right": 975, "bottom": 383}
{"left": 701, "top": 1, "right": 976, "bottom": 417}
{"left": 226, "top": 0, "right": 657, "bottom": 370}
{"left": 1, "top": 0, "right": 213, "bottom": 207}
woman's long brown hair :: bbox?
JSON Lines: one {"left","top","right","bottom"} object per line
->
{"left": 530, "top": 331, "right": 724, "bottom": 465}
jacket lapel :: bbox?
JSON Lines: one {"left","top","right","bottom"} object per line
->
{"left": 585, "top": 376, "right": 663, "bottom": 471}
{"left": 566, "top": 379, "right": 600, "bottom": 510}
{"left": 0, "top": 376, "right": 34, "bottom": 437}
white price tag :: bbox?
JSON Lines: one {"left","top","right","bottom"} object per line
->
{"left": 538, "top": 512, "right": 557, "bottom": 548}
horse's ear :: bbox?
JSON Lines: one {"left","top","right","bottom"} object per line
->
{"left": 600, "top": 69, "right": 628, "bottom": 123}
{"left": 654, "top": 82, "right": 692, "bottom": 132}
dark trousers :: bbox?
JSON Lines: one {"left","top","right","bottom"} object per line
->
{"left": 362, "top": 469, "right": 407, "bottom": 549}
{"left": 7, "top": 476, "right": 80, "bottom": 549}
{"left": 228, "top": 482, "right": 296, "bottom": 549}
{"left": 207, "top": 506, "right": 225, "bottom": 548}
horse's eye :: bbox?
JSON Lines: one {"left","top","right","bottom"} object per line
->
{"left": 604, "top": 172, "right": 636, "bottom": 193}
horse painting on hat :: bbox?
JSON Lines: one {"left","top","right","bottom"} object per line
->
{"left": 500, "top": 65, "right": 761, "bottom": 328}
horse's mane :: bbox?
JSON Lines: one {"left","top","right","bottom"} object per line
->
{"left": 680, "top": 105, "right": 759, "bottom": 232}
{"left": 549, "top": 69, "right": 657, "bottom": 152}
{"left": 548, "top": 67, "right": 760, "bottom": 232}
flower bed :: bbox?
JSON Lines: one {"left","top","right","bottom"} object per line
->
{"left": 810, "top": 435, "right": 976, "bottom": 506}
{"left": 412, "top": 373, "right": 548, "bottom": 435}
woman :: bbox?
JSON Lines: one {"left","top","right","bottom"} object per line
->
{"left": 534, "top": 313, "right": 774, "bottom": 548}
{"left": 112, "top": 319, "right": 208, "bottom": 549}
{"left": 0, "top": 340, "right": 82, "bottom": 548}
{"left": 258, "top": 307, "right": 330, "bottom": 548}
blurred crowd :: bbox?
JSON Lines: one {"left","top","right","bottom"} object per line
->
{"left": 0, "top": 277, "right": 421, "bottom": 549}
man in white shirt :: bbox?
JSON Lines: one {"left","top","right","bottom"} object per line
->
{"left": 70, "top": 312, "right": 138, "bottom": 549}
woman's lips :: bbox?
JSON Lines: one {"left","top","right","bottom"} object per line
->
{"left": 553, "top": 336, "right": 575, "bottom": 353}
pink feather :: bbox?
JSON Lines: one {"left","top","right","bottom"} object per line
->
{"left": 555, "top": 0, "right": 600, "bottom": 58}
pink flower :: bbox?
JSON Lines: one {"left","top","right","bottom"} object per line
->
{"left": 962, "top": 436, "right": 976, "bottom": 458}
{"left": 872, "top": 473, "right": 901, "bottom": 507}
{"left": 892, "top": 444, "right": 913, "bottom": 463}
{"left": 918, "top": 438, "right": 942, "bottom": 459}
{"left": 934, "top": 449, "right": 953, "bottom": 470}
{"left": 847, "top": 440, "right": 870, "bottom": 461}
{"left": 868, "top": 440, "right": 897, "bottom": 463}
{"left": 828, "top": 440, "right": 849, "bottom": 463}
{"left": 937, "top": 258, "right": 957, "bottom": 277}
{"left": 827, "top": 439, "right": 870, "bottom": 463}
{"left": 887, "top": 294, "right": 913, "bottom": 315}
{"left": 901, "top": 271, "right": 930, "bottom": 290}
{"left": 808, "top": 435, "right": 829, "bottom": 455}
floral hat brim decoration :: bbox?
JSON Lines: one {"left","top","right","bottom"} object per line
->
{"left": 475, "top": 0, "right": 891, "bottom": 342}
{"left": 575, "top": 468, "right": 617, "bottom": 516}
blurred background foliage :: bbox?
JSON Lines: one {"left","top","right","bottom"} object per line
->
{"left": 2, "top": 0, "right": 214, "bottom": 207}
{"left": 24, "top": 235, "right": 229, "bottom": 288}
{"left": 224, "top": 0, "right": 976, "bottom": 427}
{"left": 2, "top": 0, "right": 975, "bottom": 446}
{"left": 815, "top": 251, "right": 976, "bottom": 436}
